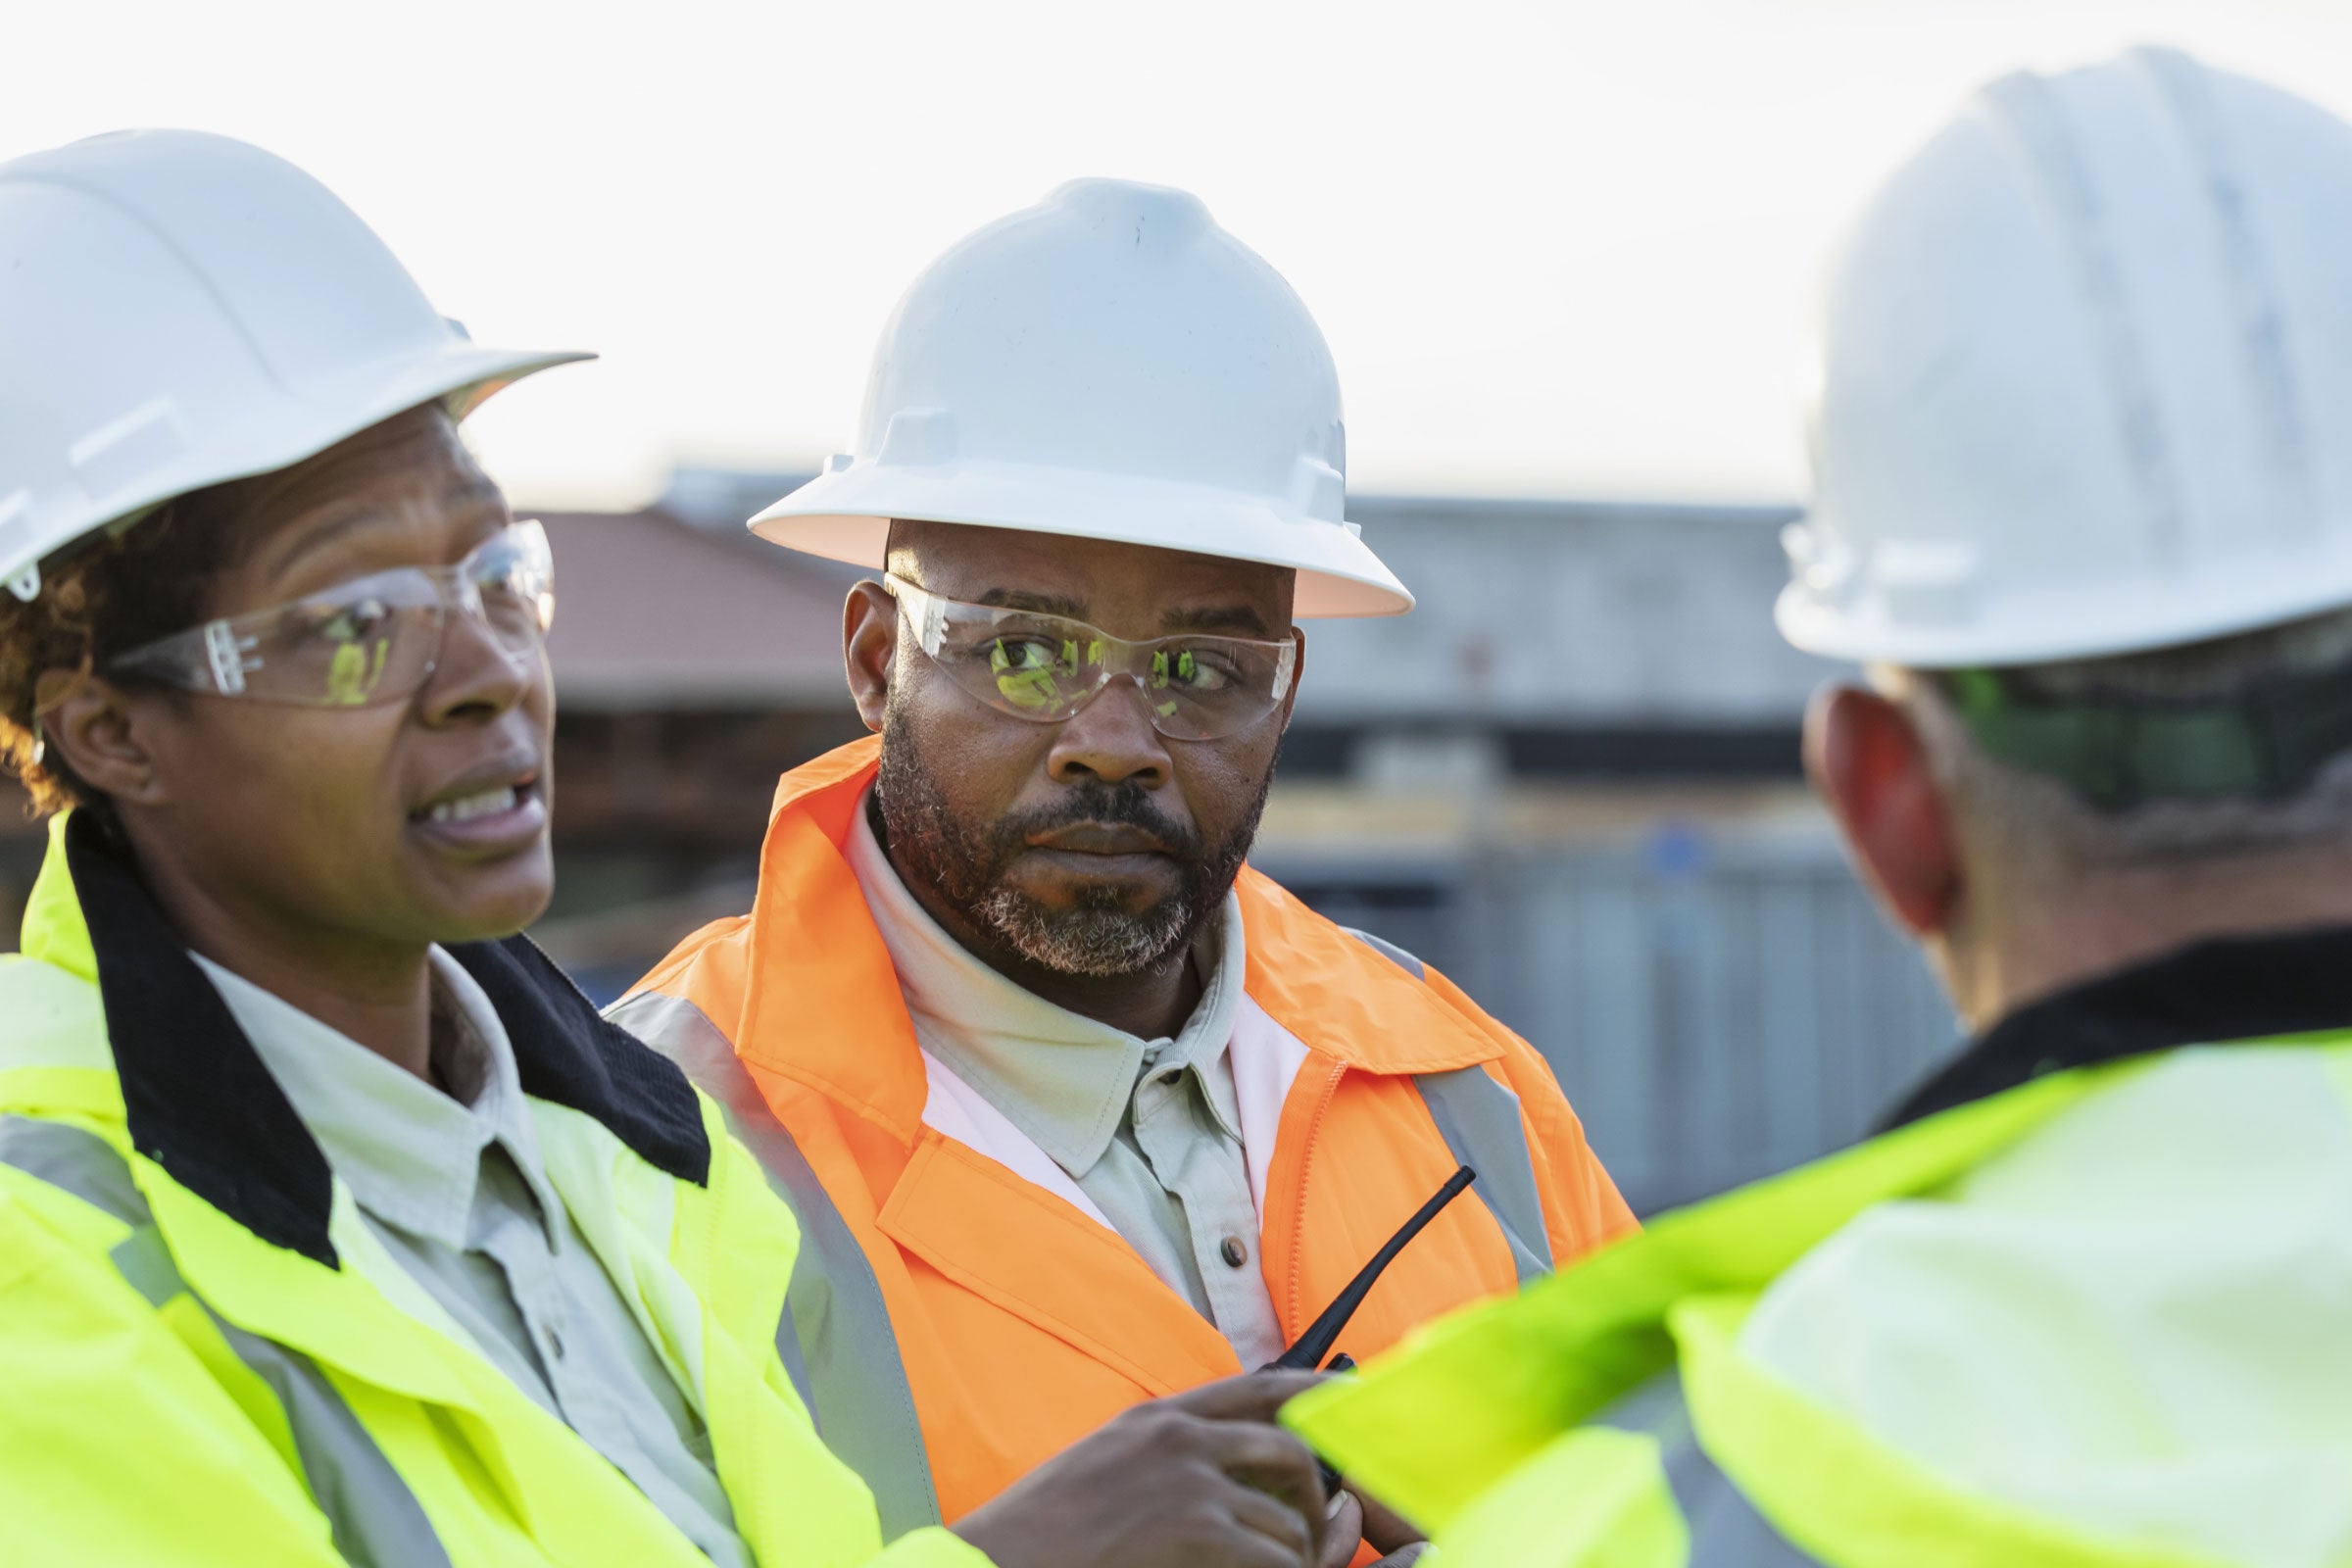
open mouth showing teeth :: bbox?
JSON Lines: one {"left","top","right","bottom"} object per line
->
{"left": 418, "top": 784, "right": 524, "bottom": 824}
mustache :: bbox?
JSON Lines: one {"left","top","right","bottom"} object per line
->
{"left": 989, "top": 780, "right": 1202, "bottom": 860}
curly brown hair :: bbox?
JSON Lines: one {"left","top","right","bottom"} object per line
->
{"left": 0, "top": 481, "right": 255, "bottom": 818}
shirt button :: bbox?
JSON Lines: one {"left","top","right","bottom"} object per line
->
{"left": 1158, "top": 1069, "right": 1182, "bottom": 1086}
{"left": 1220, "top": 1236, "right": 1250, "bottom": 1268}
{"left": 545, "top": 1325, "right": 566, "bottom": 1361}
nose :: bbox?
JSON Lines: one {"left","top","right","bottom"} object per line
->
{"left": 1045, "top": 675, "right": 1173, "bottom": 790}
{"left": 416, "top": 603, "right": 540, "bottom": 728}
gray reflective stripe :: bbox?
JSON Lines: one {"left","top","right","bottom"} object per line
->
{"left": 611, "top": 991, "right": 943, "bottom": 1540}
{"left": 0, "top": 1115, "right": 454, "bottom": 1568}
{"left": 1338, "top": 929, "right": 1556, "bottom": 1284}
{"left": 1342, "top": 925, "right": 1426, "bottom": 981}
{"left": 211, "top": 1312, "right": 455, "bottom": 1568}
{"left": 110, "top": 1222, "right": 182, "bottom": 1305}
{"left": 1412, "top": 1067, "right": 1553, "bottom": 1283}
{"left": 1595, "top": 1370, "right": 1824, "bottom": 1568}
{"left": 0, "top": 1115, "right": 144, "bottom": 1220}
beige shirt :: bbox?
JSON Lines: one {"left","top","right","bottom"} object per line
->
{"left": 192, "top": 949, "right": 752, "bottom": 1568}
{"left": 847, "top": 791, "right": 1289, "bottom": 1368}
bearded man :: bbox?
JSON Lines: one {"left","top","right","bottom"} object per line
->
{"left": 612, "top": 180, "right": 1634, "bottom": 1558}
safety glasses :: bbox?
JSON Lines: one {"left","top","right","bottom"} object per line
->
{"left": 885, "top": 574, "right": 1297, "bottom": 742}
{"left": 108, "top": 521, "right": 555, "bottom": 708}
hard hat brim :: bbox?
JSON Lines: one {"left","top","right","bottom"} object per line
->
{"left": 748, "top": 459, "right": 1414, "bottom": 619}
{"left": 7, "top": 343, "right": 592, "bottom": 591}
{"left": 1776, "top": 547, "right": 2352, "bottom": 668}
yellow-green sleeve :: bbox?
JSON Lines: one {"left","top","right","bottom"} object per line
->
{"left": 0, "top": 1185, "right": 346, "bottom": 1565}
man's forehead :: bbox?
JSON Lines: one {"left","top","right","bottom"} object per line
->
{"left": 893, "top": 519, "right": 1295, "bottom": 623}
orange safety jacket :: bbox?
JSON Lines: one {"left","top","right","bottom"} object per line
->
{"left": 614, "top": 739, "right": 1637, "bottom": 1537}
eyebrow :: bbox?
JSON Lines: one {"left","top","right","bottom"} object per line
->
{"left": 971, "top": 588, "right": 1275, "bottom": 639}
{"left": 1161, "top": 604, "right": 1275, "bottom": 638}
{"left": 976, "top": 588, "right": 1090, "bottom": 618}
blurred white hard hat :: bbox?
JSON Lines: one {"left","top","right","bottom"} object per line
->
{"left": 1780, "top": 48, "right": 2352, "bottom": 667}
{"left": 0, "top": 129, "right": 589, "bottom": 603}
{"left": 750, "top": 177, "right": 1413, "bottom": 618}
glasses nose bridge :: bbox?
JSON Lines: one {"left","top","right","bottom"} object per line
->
{"left": 444, "top": 564, "right": 488, "bottom": 625}
{"left": 1068, "top": 662, "right": 1188, "bottom": 738}
{"left": 417, "top": 563, "right": 539, "bottom": 699}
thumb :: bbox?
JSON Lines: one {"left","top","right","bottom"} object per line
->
{"left": 1317, "top": 1490, "right": 1366, "bottom": 1568}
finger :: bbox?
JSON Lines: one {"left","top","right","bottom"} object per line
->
{"left": 1167, "top": 1369, "right": 1329, "bottom": 1421}
{"left": 1318, "top": 1490, "right": 1365, "bottom": 1568}
{"left": 1190, "top": 1417, "right": 1326, "bottom": 1482}
{"left": 1349, "top": 1485, "right": 1427, "bottom": 1554}
{"left": 1199, "top": 1421, "right": 1330, "bottom": 1522}
{"left": 1216, "top": 1434, "right": 1329, "bottom": 1565}
{"left": 1220, "top": 1477, "right": 1317, "bottom": 1567}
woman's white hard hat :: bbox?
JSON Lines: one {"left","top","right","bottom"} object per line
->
{"left": 0, "top": 128, "right": 590, "bottom": 602}
{"left": 750, "top": 178, "right": 1413, "bottom": 619}
{"left": 1782, "top": 48, "right": 2352, "bottom": 668}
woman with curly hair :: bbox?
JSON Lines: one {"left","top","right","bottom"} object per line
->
{"left": 0, "top": 128, "right": 1340, "bottom": 1568}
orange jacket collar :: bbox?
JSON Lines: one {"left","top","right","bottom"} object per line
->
{"left": 737, "top": 739, "right": 1501, "bottom": 1147}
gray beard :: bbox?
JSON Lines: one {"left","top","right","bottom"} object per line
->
{"left": 875, "top": 705, "right": 1264, "bottom": 981}
{"left": 973, "top": 882, "right": 1197, "bottom": 978}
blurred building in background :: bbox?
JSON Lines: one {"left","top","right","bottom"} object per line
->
{"left": 0, "top": 470, "right": 1955, "bottom": 1213}
{"left": 531, "top": 469, "right": 1957, "bottom": 1212}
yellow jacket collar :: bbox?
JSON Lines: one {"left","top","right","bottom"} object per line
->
{"left": 23, "top": 810, "right": 712, "bottom": 1266}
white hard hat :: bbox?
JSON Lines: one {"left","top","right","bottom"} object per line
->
{"left": 751, "top": 178, "right": 1412, "bottom": 618}
{"left": 1780, "top": 48, "right": 2352, "bottom": 668}
{"left": 0, "top": 129, "right": 590, "bottom": 603}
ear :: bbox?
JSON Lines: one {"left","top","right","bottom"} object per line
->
{"left": 38, "top": 671, "right": 171, "bottom": 808}
{"left": 1277, "top": 625, "right": 1307, "bottom": 733}
{"left": 843, "top": 579, "right": 899, "bottom": 734}
{"left": 1803, "top": 683, "right": 1960, "bottom": 938}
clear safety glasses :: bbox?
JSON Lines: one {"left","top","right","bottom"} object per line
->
{"left": 886, "top": 574, "right": 1297, "bottom": 742}
{"left": 109, "top": 521, "right": 556, "bottom": 709}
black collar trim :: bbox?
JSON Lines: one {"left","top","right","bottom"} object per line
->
{"left": 1880, "top": 923, "right": 2352, "bottom": 1132}
{"left": 67, "top": 814, "right": 710, "bottom": 1269}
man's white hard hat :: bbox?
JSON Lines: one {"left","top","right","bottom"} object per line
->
{"left": 1779, "top": 48, "right": 2352, "bottom": 668}
{"left": 750, "top": 178, "right": 1413, "bottom": 618}
{"left": 0, "top": 129, "right": 590, "bottom": 603}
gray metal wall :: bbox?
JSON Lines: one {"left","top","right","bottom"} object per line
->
{"left": 1261, "top": 827, "right": 1955, "bottom": 1215}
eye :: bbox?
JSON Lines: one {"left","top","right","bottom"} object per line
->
{"left": 303, "top": 596, "right": 397, "bottom": 644}
{"left": 1152, "top": 646, "right": 1235, "bottom": 692}
{"left": 986, "top": 635, "right": 1075, "bottom": 674}
{"left": 475, "top": 566, "right": 546, "bottom": 630}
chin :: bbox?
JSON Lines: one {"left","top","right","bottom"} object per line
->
{"left": 424, "top": 858, "right": 557, "bottom": 945}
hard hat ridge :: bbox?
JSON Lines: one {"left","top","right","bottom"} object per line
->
{"left": 752, "top": 177, "right": 1412, "bottom": 617}
{"left": 1781, "top": 47, "right": 2352, "bottom": 668}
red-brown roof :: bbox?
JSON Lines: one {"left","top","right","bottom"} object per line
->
{"left": 537, "top": 509, "right": 859, "bottom": 710}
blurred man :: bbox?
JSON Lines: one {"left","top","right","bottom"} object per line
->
{"left": 1289, "top": 47, "right": 2352, "bottom": 1568}
{"left": 612, "top": 179, "right": 1635, "bottom": 1558}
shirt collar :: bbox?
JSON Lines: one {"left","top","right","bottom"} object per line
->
{"left": 52, "top": 811, "right": 708, "bottom": 1268}
{"left": 1881, "top": 923, "right": 2352, "bottom": 1130}
{"left": 845, "top": 788, "right": 1248, "bottom": 1175}
{"left": 191, "top": 947, "right": 564, "bottom": 1250}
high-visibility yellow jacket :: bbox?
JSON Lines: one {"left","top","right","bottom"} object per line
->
{"left": 0, "top": 811, "right": 989, "bottom": 1568}
{"left": 1290, "top": 930, "right": 2352, "bottom": 1568}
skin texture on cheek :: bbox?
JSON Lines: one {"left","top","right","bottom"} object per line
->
{"left": 143, "top": 673, "right": 556, "bottom": 956}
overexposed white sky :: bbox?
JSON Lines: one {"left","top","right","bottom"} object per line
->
{"left": 11, "top": 0, "right": 2351, "bottom": 511}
